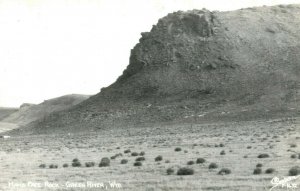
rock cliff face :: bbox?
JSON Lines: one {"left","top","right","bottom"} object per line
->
{"left": 113, "top": 10, "right": 235, "bottom": 99}
{"left": 106, "top": 6, "right": 299, "bottom": 103}
{"left": 18, "top": 5, "right": 300, "bottom": 134}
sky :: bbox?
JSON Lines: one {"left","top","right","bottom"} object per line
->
{"left": 1, "top": 0, "right": 300, "bottom": 107}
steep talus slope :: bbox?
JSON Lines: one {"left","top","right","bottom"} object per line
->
{"left": 21, "top": 5, "right": 300, "bottom": 134}
{"left": 3, "top": 94, "right": 89, "bottom": 126}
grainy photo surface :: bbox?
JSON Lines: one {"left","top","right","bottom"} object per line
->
{"left": 0, "top": 1, "right": 299, "bottom": 191}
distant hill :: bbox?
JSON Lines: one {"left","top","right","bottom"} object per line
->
{"left": 0, "top": 107, "right": 18, "bottom": 121}
{"left": 2, "top": 94, "right": 90, "bottom": 126}
{"left": 13, "top": 4, "right": 300, "bottom": 135}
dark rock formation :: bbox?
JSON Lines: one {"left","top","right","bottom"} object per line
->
{"left": 15, "top": 5, "right": 300, "bottom": 134}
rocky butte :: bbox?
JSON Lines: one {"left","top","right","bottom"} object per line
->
{"left": 16, "top": 5, "right": 300, "bottom": 134}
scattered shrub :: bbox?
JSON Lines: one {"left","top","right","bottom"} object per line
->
{"left": 99, "top": 157, "right": 110, "bottom": 167}
{"left": 139, "top": 151, "right": 145, "bottom": 156}
{"left": 175, "top": 147, "right": 182, "bottom": 152}
{"left": 72, "top": 158, "right": 79, "bottom": 163}
{"left": 49, "top": 164, "right": 58, "bottom": 169}
{"left": 218, "top": 168, "right": 231, "bottom": 175}
{"left": 196, "top": 158, "right": 205, "bottom": 164}
{"left": 110, "top": 155, "right": 117, "bottom": 160}
{"left": 219, "top": 143, "right": 224, "bottom": 147}
{"left": 155, "top": 155, "right": 163, "bottom": 162}
{"left": 220, "top": 150, "right": 226, "bottom": 155}
{"left": 177, "top": 167, "right": 194, "bottom": 175}
{"left": 85, "top": 162, "right": 95, "bottom": 167}
{"left": 289, "top": 166, "right": 300, "bottom": 176}
{"left": 63, "top": 163, "right": 68, "bottom": 168}
{"left": 131, "top": 152, "right": 139, "bottom": 157}
{"left": 258, "top": 154, "right": 270, "bottom": 158}
{"left": 290, "top": 144, "right": 297, "bottom": 148}
{"left": 247, "top": 146, "right": 252, "bottom": 149}
{"left": 256, "top": 163, "right": 263, "bottom": 168}
{"left": 135, "top": 157, "right": 145, "bottom": 162}
{"left": 72, "top": 160, "right": 81, "bottom": 167}
{"left": 124, "top": 149, "right": 131, "bottom": 154}
{"left": 265, "top": 27, "right": 276, "bottom": 34}
{"left": 253, "top": 168, "right": 262, "bottom": 175}
{"left": 166, "top": 168, "right": 174, "bottom": 175}
{"left": 291, "top": 154, "right": 297, "bottom": 159}
{"left": 134, "top": 161, "right": 142, "bottom": 166}
{"left": 109, "top": 153, "right": 122, "bottom": 160}
{"left": 120, "top": 159, "right": 128, "bottom": 164}
{"left": 265, "top": 168, "right": 275, "bottom": 174}
{"left": 165, "top": 160, "right": 170, "bottom": 163}
{"left": 187, "top": 161, "right": 195, "bottom": 165}
{"left": 209, "top": 163, "right": 218, "bottom": 169}
{"left": 39, "top": 164, "right": 46, "bottom": 168}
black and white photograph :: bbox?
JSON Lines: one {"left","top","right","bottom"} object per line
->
{"left": 0, "top": 0, "right": 299, "bottom": 190}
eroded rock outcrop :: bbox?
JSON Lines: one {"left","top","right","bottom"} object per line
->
{"left": 14, "top": 5, "right": 300, "bottom": 134}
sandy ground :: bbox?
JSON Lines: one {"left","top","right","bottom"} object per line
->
{"left": 0, "top": 118, "right": 299, "bottom": 191}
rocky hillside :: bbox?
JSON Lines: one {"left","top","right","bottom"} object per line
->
{"left": 19, "top": 4, "right": 300, "bottom": 134}
{"left": 2, "top": 94, "right": 89, "bottom": 126}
